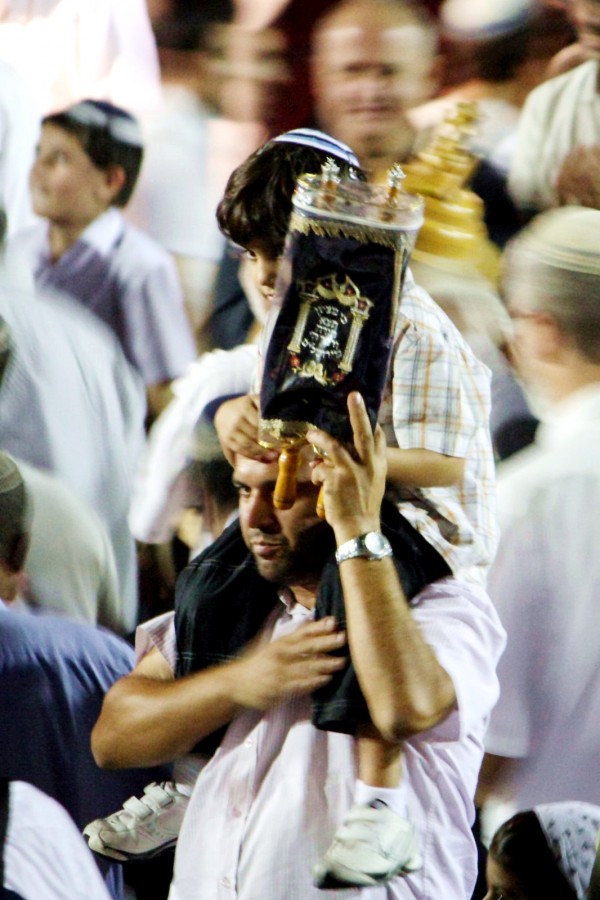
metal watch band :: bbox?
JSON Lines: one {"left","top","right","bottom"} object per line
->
{"left": 335, "top": 531, "right": 393, "bottom": 563}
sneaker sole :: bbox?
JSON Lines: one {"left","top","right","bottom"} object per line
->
{"left": 313, "top": 851, "right": 423, "bottom": 889}
{"left": 86, "top": 836, "right": 178, "bottom": 863}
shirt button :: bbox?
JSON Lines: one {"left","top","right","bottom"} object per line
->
{"left": 221, "top": 876, "right": 231, "bottom": 888}
{"left": 244, "top": 737, "right": 254, "bottom": 747}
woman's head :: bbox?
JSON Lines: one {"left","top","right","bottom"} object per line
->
{"left": 485, "top": 803, "right": 600, "bottom": 900}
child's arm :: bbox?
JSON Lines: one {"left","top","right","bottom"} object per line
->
{"left": 386, "top": 446, "right": 465, "bottom": 489}
{"left": 214, "top": 394, "right": 277, "bottom": 465}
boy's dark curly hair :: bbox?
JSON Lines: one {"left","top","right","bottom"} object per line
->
{"left": 217, "top": 140, "right": 364, "bottom": 256}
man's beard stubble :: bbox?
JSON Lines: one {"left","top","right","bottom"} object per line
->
{"left": 251, "top": 518, "right": 334, "bottom": 590}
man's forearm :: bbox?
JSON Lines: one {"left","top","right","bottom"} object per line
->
{"left": 306, "top": 394, "right": 457, "bottom": 743}
{"left": 338, "top": 555, "right": 456, "bottom": 742}
{"left": 92, "top": 663, "right": 242, "bottom": 769}
{"left": 92, "top": 618, "right": 349, "bottom": 769}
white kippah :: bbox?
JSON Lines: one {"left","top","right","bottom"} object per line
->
{"left": 441, "top": 0, "right": 536, "bottom": 38}
{"left": 63, "top": 100, "right": 143, "bottom": 147}
{"left": 516, "top": 206, "right": 600, "bottom": 276}
{"left": 271, "top": 128, "right": 360, "bottom": 169}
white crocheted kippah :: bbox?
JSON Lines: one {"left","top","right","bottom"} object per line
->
{"left": 516, "top": 206, "right": 600, "bottom": 276}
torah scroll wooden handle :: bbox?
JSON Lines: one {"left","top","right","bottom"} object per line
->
{"left": 274, "top": 444, "right": 327, "bottom": 518}
{"left": 316, "top": 486, "right": 326, "bottom": 519}
{"left": 273, "top": 445, "right": 301, "bottom": 510}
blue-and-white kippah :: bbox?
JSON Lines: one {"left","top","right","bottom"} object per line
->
{"left": 60, "top": 100, "right": 143, "bottom": 147}
{"left": 271, "top": 128, "right": 360, "bottom": 169}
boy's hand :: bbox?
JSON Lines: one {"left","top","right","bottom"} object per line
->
{"left": 214, "top": 394, "right": 277, "bottom": 465}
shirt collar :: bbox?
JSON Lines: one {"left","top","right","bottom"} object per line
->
{"left": 278, "top": 588, "right": 314, "bottom": 621}
{"left": 79, "top": 207, "right": 125, "bottom": 255}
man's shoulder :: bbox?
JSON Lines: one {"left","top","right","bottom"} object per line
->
{"left": 0, "top": 607, "right": 134, "bottom": 673}
{"left": 497, "top": 431, "right": 600, "bottom": 528}
{"left": 525, "top": 59, "right": 599, "bottom": 112}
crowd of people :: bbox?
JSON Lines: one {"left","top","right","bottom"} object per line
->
{"left": 1, "top": 1, "right": 600, "bottom": 899}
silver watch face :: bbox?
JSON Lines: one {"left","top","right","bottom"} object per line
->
{"left": 364, "top": 531, "right": 389, "bottom": 557}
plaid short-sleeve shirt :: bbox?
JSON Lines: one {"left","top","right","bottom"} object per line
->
{"left": 379, "top": 273, "right": 498, "bottom": 581}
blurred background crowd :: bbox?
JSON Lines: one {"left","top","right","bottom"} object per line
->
{"left": 2, "top": 0, "right": 600, "bottom": 898}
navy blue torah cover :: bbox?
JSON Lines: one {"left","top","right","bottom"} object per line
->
{"left": 259, "top": 171, "right": 424, "bottom": 447}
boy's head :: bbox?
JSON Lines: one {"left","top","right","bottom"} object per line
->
{"left": 216, "top": 129, "right": 363, "bottom": 306}
{"left": 39, "top": 100, "right": 143, "bottom": 209}
{"left": 216, "top": 128, "right": 362, "bottom": 259}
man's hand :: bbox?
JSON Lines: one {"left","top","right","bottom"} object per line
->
{"left": 555, "top": 145, "right": 600, "bottom": 209}
{"left": 214, "top": 394, "right": 277, "bottom": 465}
{"left": 228, "top": 617, "right": 347, "bottom": 711}
{"left": 307, "top": 392, "right": 387, "bottom": 541}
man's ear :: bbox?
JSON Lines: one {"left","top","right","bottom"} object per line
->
{"left": 103, "top": 164, "right": 126, "bottom": 203}
{"left": 530, "top": 311, "right": 566, "bottom": 363}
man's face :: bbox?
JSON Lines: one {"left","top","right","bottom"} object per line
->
{"left": 311, "top": 17, "right": 435, "bottom": 170}
{"left": 234, "top": 453, "right": 330, "bottom": 590}
{"left": 506, "top": 287, "right": 556, "bottom": 417}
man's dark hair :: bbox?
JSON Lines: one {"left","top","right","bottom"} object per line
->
{"left": 187, "top": 457, "right": 237, "bottom": 513}
{"left": 216, "top": 141, "right": 364, "bottom": 255}
{"left": 476, "top": 25, "right": 531, "bottom": 82}
{"left": 43, "top": 100, "right": 143, "bottom": 207}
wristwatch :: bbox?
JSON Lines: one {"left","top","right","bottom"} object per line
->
{"left": 335, "top": 531, "right": 393, "bottom": 564}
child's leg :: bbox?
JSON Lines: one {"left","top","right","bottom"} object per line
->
{"left": 354, "top": 725, "right": 407, "bottom": 816}
{"left": 312, "top": 507, "right": 448, "bottom": 888}
{"left": 314, "top": 725, "right": 421, "bottom": 889}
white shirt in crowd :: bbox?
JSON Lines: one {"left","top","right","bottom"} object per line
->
{"left": 19, "top": 460, "right": 121, "bottom": 631}
{"left": 0, "top": 0, "right": 161, "bottom": 117}
{"left": 508, "top": 59, "right": 600, "bottom": 211}
{"left": 3, "top": 780, "right": 111, "bottom": 900}
{"left": 485, "top": 384, "right": 600, "bottom": 809}
{"left": 168, "top": 578, "right": 505, "bottom": 900}
{"left": 130, "top": 343, "right": 258, "bottom": 545}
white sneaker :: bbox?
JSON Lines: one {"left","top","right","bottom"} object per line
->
{"left": 313, "top": 801, "right": 422, "bottom": 889}
{"left": 83, "top": 781, "right": 189, "bottom": 861}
